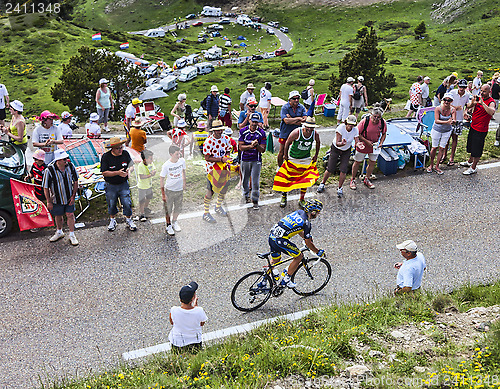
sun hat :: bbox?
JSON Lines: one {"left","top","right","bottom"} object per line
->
{"left": 209, "top": 119, "right": 226, "bottom": 131}
{"left": 345, "top": 115, "right": 357, "bottom": 125}
{"left": 61, "top": 111, "right": 72, "bottom": 120}
{"left": 9, "top": 100, "right": 23, "bottom": 112}
{"left": 131, "top": 118, "right": 143, "bottom": 127}
{"left": 346, "top": 77, "right": 355, "bottom": 83}
{"left": 179, "top": 281, "right": 198, "bottom": 304}
{"left": 99, "top": 78, "right": 109, "bottom": 85}
{"left": 37, "top": 110, "right": 60, "bottom": 121}
{"left": 53, "top": 149, "right": 70, "bottom": 162}
{"left": 132, "top": 98, "right": 143, "bottom": 105}
{"left": 457, "top": 79, "right": 468, "bottom": 87}
{"left": 443, "top": 92, "right": 454, "bottom": 101}
{"left": 309, "top": 79, "right": 315, "bottom": 86}
{"left": 451, "top": 72, "right": 458, "bottom": 78}
{"left": 177, "top": 118, "right": 187, "bottom": 127}
{"left": 89, "top": 112, "right": 99, "bottom": 122}
{"left": 224, "top": 127, "right": 233, "bottom": 136}
{"left": 357, "top": 76, "right": 364, "bottom": 82}
{"left": 105, "top": 136, "right": 127, "bottom": 148}
{"left": 396, "top": 240, "right": 418, "bottom": 252}
{"left": 304, "top": 116, "right": 318, "bottom": 128}
{"left": 494, "top": 72, "right": 500, "bottom": 79}
{"left": 247, "top": 97, "right": 258, "bottom": 105}
{"left": 210, "top": 85, "right": 219, "bottom": 92}
{"left": 246, "top": 83, "right": 255, "bottom": 89}
{"left": 33, "top": 149, "right": 46, "bottom": 161}
{"left": 178, "top": 93, "right": 187, "bottom": 101}
{"left": 197, "top": 121, "right": 206, "bottom": 129}
{"left": 424, "top": 76, "right": 431, "bottom": 81}
{"left": 250, "top": 113, "right": 261, "bottom": 122}
{"left": 288, "top": 90, "right": 300, "bottom": 100}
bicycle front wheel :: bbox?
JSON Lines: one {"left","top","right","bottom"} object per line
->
{"left": 291, "top": 258, "right": 331, "bottom": 296}
{"left": 231, "top": 271, "right": 273, "bottom": 312}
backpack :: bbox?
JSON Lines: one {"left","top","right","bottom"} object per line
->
{"left": 353, "top": 85, "right": 363, "bottom": 100}
{"left": 300, "top": 88, "right": 309, "bottom": 100}
{"left": 201, "top": 94, "right": 210, "bottom": 110}
{"left": 360, "top": 114, "right": 385, "bottom": 138}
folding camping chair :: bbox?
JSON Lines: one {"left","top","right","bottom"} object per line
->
{"left": 314, "top": 93, "right": 327, "bottom": 115}
{"left": 416, "top": 107, "right": 435, "bottom": 136}
{"left": 140, "top": 101, "right": 165, "bottom": 135}
{"left": 64, "top": 138, "right": 100, "bottom": 167}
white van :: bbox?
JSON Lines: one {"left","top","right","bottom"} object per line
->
{"left": 160, "top": 75, "right": 178, "bottom": 91}
{"left": 195, "top": 62, "right": 214, "bottom": 75}
{"left": 186, "top": 53, "right": 200, "bottom": 65}
{"left": 145, "top": 63, "right": 159, "bottom": 78}
{"left": 236, "top": 15, "right": 253, "bottom": 26}
{"left": 201, "top": 6, "right": 222, "bottom": 16}
{"left": 173, "top": 57, "right": 188, "bottom": 69}
{"left": 144, "top": 28, "right": 165, "bottom": 38}
{"left": 178, "top": 66, "right": 198, "bottom": 82}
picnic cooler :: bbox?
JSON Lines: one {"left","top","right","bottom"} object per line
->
{"left": 323, "top": 104, "right": 336, "bottom": 117}
{"left": 377, "top": 147, "right": 399, "bottom": 176}
{"left": 158, "top": 117, "right": 172, "bottom": 132}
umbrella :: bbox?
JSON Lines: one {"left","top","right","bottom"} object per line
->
{"left": 139, "top": 90, "right": 168, "bottom": 100}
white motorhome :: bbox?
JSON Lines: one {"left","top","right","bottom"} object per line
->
{"left": 186, "top": 53, "right": 200, "bottom": 65}
{"left": 204, "top": 46, "right": 222, "bottom": 60}
{"left": 144, "top": 28, "right": 165, "bottom": 38}
{"left": 236, "top": 14, "right": 252, "bottom": 26}
{"left": 145, "top": 63, "right": 159, "bottom": 78}
{"left": 114, "top": 51, "right": 149, "bottom": 69}
{"left": 178, "top": 66, "right": 198, "bottom": 82}
{"left": 195, "top": 62, "right": 214, "bottom": 75}
{"left": 160, "top": 75, "right": 178, "bottom": 91}
{"left": 173, "top": 56, "right": 188, "bottom": 69}
{"left": 201, "top": 6, "right": 222, "bottom": 16}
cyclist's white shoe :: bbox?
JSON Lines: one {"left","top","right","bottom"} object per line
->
{"left": 280, "top": 271, "right": 296, "bottom": 288}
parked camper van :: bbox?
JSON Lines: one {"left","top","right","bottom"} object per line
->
{"left": 186, "top": 53, "right": 200, "bottom": 65}
{"left": 160, "top": 75, "right": 178, "bottom": 91}
{"left": 173, "top": 57, "right": 188, "bottom": 70}
{"left": 144, "top": 28, "right": 165, "bottom": 38}
{"left": 236, "top": 15, "right": 253, "bottom": 27}
{"left": 178, "top": 66, "right": 198, "bottom": 82}
{"left": 195, "top": 62, "right": 214, "bottom": 75}
{"left": 204, "top": 46, "right": 222, "bottom": 60}
{"left": 201, "top": 6, "right": 221, "bottom": 16}
{"left": 145, "top": 64, "right": 159, "bottom": 78}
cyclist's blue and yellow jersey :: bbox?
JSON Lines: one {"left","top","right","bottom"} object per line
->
{"left": 269, "top": 210, "right": 311, "bottom": 259}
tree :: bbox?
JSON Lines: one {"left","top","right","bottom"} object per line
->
{"left": 329, "top": 27, "right": 396, "bottom": 104}
{"left": 414, "top": 21, "right": 426, "bottom": 39}
{"left": 51, "top": 46, "right": 143, "bottom": 120}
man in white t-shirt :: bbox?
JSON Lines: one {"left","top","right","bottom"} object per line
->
{"left": 160, "top": 144, "right": 186, "bottom": 236}
{"left": 258, "top": 82, "right": 272, "bottom": 129}
{"left": 394, "top": 240, "right": 426, "bottom": 295}
{"left": 124, "top": 97, "right": 142, "bottom": 143}
{"left": 0, "top": 83, "right": 9, "bottom": 127}
{"left": 472, "top": 71, "right": 482, "bottom": 96}
{"left": 337, "top": 77, "right": 354, "bottom": 124}
{"left": 168, "top": 281, "right": 207, "bottom": 353}
{"left": 446, "top": 79, "right": 471, "bottom": 165}
{"left": 58, "top": 111, "right": 73, "bottom": 139}
{"left": 32, "top": 110, "right": 64, "bottom": 164}
{"left": 239, "top": 83, "right": 256, "bottom": 111}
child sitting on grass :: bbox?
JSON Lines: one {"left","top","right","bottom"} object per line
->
{"left": 86, "top": 112, "right": 101, "bottom": 138}
{"left": 136, "top": 149, "right": 156, "bottom": 222}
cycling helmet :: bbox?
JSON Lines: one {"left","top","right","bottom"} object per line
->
{"left": 303, "top": 199, "right": 323, "bottom": 213}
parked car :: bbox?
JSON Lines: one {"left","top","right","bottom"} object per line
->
{"left": 280, "top": 26, "right": 289, "bottom": 33}
{"left": 252, "top": 54, "right": 263, "bottom": 60}
{"left": 192, "top": 21, "right": 203, "bottom": 27}
{"left": 268, "top": 21, "right": 279, "bottom": 28}
{"left": 263, "top": 52, "right": 276, "bottom": 59}
{"left": 159, "top": 67, "right": 173, "bottom": 78}
{"left": 253, "top": 23, "right": 262, "bottom": 30}
{"left": 266, "top": 28, "right": 275, "bottom": 35}
{"left": 145, "top": 77, "right": 160, "bottom": 87}
{"left": 224, "top": 12, "right": 236, "bottom": 17}
{"left": 211, "top": 31, "right": 221, "bottom": 37}
{"left": 219, "top": 18, "right": 231, "bottom": 24}
{"left": 251, "top": 16, "right": 262, "bottom": 22}
{"left": 208, "top": 24, "right": 224, "bottom": 30}
{"left": 0, "top": 141, "right": 26, "bottom": 238}
{"left": 185, "top": 13, "right": 196, "bottom": 19}
{"left": 145, "top": 63, "right": 159, "bottom": 78}
{"left": 275, "top": 49, "right": 287, "bottom": 56}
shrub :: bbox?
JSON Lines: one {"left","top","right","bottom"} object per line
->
{"left": 414, "top": 21, "right": 426, "bottom": 39}
{"left": 431, "top": 294, "right": 455, "bottom": 313}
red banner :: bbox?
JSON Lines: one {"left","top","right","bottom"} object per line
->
{"left": 10, "top": 179, "right": 54, "bottom": 231}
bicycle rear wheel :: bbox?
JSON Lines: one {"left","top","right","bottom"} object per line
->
{"left": 231, "top": 271, "right": 273, "bottom": 312}
{"left": 291, "top": 258, "right": 331, "bottom": 296}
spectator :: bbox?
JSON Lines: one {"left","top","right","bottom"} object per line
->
{"left": 170, "top": 93, "right": 187, "bottom": 128}
{"left": 317, "top": 115, "right": 360, "bottom": 198}
{"left": 160, "top": 145, "right": 186, "bottom": 236}
{"left": 406, "top": 75, "right": 423, "bottom": 118}
{"left": 433, "top": 77, "right": 448, "bottom": 107}
{"left": 42, "top": 149, "right": 79, "bottom": 246}
{"left": 460, "top": 84, "right": 495, "bottom": 175}
{"left": 206, "top": 85, "right": 219, "bottom": 130}
{"left": 239, "top": 113, "right": 266, "bottom": 209}
{"left": 491, "top": 73, "right": 500, "bottom": 146}
{"left": 129, "top": 118, "right": 147, "bottom": 153}
{"left": 274, "top": 116, "right": 320, "bottom": 208}
{"left": 446, "top": 74, "right": 458, "bottom": 92}
{"left": 337, "top": 77, "right": 355, "bottom": 124}
{"left": 238, "top": 98, "right": 263, "bottom": 130}
{"left": 466, "top": 81, "right": 473, "bottom": 95}
{"left": 278, "top": 91, "right": 307, "bottom": 168}
{"left": 0, "top": 82, "right": 9, "bottom": 127}
{"left": 472, "top": 70, "right": 483, "bottom": 96}
{"left": 421, "top": 76, "right": 432, "bottom": 107}
{"left": 426, "top": 92, "right": 455, "bottom": 175}
{"left": 202, "top": 120, "right": 233, "bottom": 223}
{"left": 32, "top": 110, "right": 63, "bottom": 164}
{"left": 167, "top": 119, "right": 191, "bottom": 157}
{"left": 124, "top": 98, "right": 142, "bottom": 143}
{"left": 26, "top": 149, "right": 46, "bottom": 202}
{"left": 191, "top": 121, "right": 208, "bottom": 155}
{"left": 394, "top": 240, "right": 426, "bottom": 295}
{"left": 136, "top": 150, "right": 156, "bottom": 222}
{"left": 350, "top": 107, "right": 387, "bottom": 190}
{"left": 101, "top": 137, "right": 137, "bottom": 232}
{"left": 258, "top": 82, "right": 272, "bottom": 129}
{"left": 447, "top": 79, "right": 471, "bottom": 164}
{"left": 59, "top": 112, "right": 73, "bottom": 139}
{"left": 351, "top": 76, "right": 368, "bottom": 119}
{"left": 95, "top": 78, "right": 113, "bottom": 133}
{"left": 224, "top": 127, "right": 238, "bottom": 153}
{"left": 303, "top": 79, "right": 315, "bottom": 110}
{"left": 239, "top": 83, "right": 256, "bottom": 111}
{"left": 86, "top": 112, "right": 101, "bottom": 138}
{"left": 2, "top": 100, "right": 27, "bottom": 153}
{"left": 218, "top": 87, "right": 232, "bottom": 128}
{"left": 168, "top": 281, "right": 207, "bottom": 353}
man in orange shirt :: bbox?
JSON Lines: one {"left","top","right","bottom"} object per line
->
{"left": 129, "top": 118, "right": 147, "bottom": 153}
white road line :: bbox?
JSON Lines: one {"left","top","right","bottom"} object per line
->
{"left": 150, "top": 192, "right": 315, "bottom": 224}
{"left": 477, "top": 161, "right": 500, "bottom": 170}
{"left": 122, "top": 308, "right": 315, "bottom": 360}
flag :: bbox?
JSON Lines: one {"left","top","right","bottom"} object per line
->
{"left": 92, "top": 33, "right": 101, "bottom": 41}
{"left": 120, "top": 42, "right": 129, "bottom": 49}
{"left": 272, "top": 160, "right": 319, "bottom": 192}
{"left": 10, "top": 179, "right": 54, "bottom": 231}
{"left": 207, "top": 161, "right": 239, "bottom": 194}
{"left": 306, "top": 97, "right": 316, "bottom": 117}
{"left": 266, "top": 131, "right": 274, "bottom": 153}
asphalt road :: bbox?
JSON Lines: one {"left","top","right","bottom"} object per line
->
{"left": 1, "top": 160, "right": 499, "bottom": 388}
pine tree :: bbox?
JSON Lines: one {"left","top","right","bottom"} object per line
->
{"left": 414, "top": 21, "right": 426, "bottom": 39}
{"left": 329, "top": 27, "right": 396, "bottom": 104}
{"left": 51, "top": 46, "right": 143, "bottom": 120}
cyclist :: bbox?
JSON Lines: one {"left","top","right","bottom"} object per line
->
{"left": 268, "top": 198, "right": 326, "bottom": 288}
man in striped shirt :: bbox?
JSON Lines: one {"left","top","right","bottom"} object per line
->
{"left": 42, "top": 149, "right": 79, "bottom": 246}
{"left": 218, "top": 87, "right": 232, "bottom": 127}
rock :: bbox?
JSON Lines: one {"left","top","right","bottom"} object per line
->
{"left": 444, "top": 306, "right": 459, "bottom": 313}
{"left": 416, "top": 337, "right": 427, "bottom": 342}
{"left": 467, "top": 307, "right": 488, "bottom": 316}
{"left": 390, "top": 330, "right": 405, "bottom": 339}
{"left": 388, "top": 353, "right": 397, "bottom": 362}
{"left": 346, "top": 365, "right": 371, "bottom": 378}
{"left": 369, "top": 350, "right": 385, "bottom": 358}
{"left": 492, "top": 306, "right": 500, "bottom": 313}
{"left": 439, "top": 324, "right": 447, "bottom": 329}
{"left": 273, "top": 386, "right": 284, "bottom": 389}
{"left": 414, "top": 366, "right": 426, "bottom": 373}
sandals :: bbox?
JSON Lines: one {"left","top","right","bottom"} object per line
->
{"left": 426, "top": 167, "right": 434, "bottom": 173}
{"left": 435, "top": 168, "right": 444, "bottom": 175}
{"left": 447, "top": 161, "right": 455, "bottom": 166}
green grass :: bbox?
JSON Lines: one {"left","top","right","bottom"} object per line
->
{"left": 45, "top": 280, "right": 500, "bottom": 388}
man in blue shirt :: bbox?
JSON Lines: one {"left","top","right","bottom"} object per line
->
{"left": 238, "top": 97, "right": 263, "bottom": 129}
{"left": 394, "top": 240, "right": 426, "bottom": 295}
{"left": 278, "top": 91, "right": 306, "bottom": 168}
{"left": 206, "top": 85, "right": 220, "bottom": 130}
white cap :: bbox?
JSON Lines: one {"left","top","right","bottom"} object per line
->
{"left": 309, "top": 79, "right": 315, "bottom": 86}
{"left": 224, "top": 127, "right": 233, "bottom": 136}
{"left": 347, "top": 77, "right": 355, "bottom": 83}
{"left": 53, "top": 149, "right": 70, "bottom": 162}
{"left": 90, "top": 112, "right": 99, "bottom": 121}
{"left": 357, "top": 76, "right": 364, "bottom": 82}
{"left": 61, "top": 111, "right": 73, "bottom": 120}
{"left": 288, "top": 90, "right": 300, "bottom": 100}
{"left": 443, "top": 92, "right": 454, "bottom": 100}
{"left": 396, "top": 240, "right": 418, "bottom": 252}
{"left": 99, "top": 78, "right": 109, "bottom": 84}
{"left": 177, "top": 118, "right": 187, "bottom": 127}
{"left": 210, "top": 85, "right": 218, "bottom": 92}
{"left": 424, "top": 76, "right": 431, "bottom": 81}
{"left": 10, "top": 100, "right": 24, "bottom": 112}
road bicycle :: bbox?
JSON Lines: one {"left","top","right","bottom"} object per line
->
{"left": 231, "top": 246, "right": 332, "bottom": 312}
